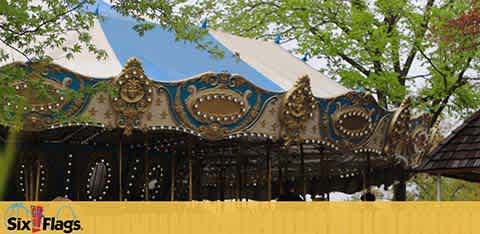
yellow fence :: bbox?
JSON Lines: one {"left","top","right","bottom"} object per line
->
{"left": 1, "top": 202, "right": 479, "bottom": 234}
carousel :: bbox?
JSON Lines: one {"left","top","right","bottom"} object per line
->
{"left": 0, "top": 1, "right": 431, "bottom": 201}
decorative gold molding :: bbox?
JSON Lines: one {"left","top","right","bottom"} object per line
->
{"left": 410, "top": 114, "right": 433, "bottom": 166}
{"left": 110, "top": 58, "right": 153, "bottom": 135}
{"left": 185, "top": 83, "right": 251, "bottom": 125}
{"left": 174, "top": 73, "right": 262, "bottom": 140}
{"left": 279, "top": 75, "right": 317, "bottom": 145}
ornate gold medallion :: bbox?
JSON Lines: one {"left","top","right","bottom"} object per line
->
{"left": 110, "top": 58, "right": 153, "bottom": 135}
{"left": 120, "top": 79, "right": 145, "bottom": 103}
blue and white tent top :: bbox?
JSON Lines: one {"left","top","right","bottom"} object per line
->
{"left": 0, "top": 1, "right": 349, "bottom": 98}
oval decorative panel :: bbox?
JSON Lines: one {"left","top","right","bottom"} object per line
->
{"left": 173, "top": 73, "right": 266, "bottom": 140}
{"left": 7, "top": 62, "right": 93, "bottom": 130}
{"left": 186, "top": 86, "right": 251, "bottom": 125}
{"left": 86, "top": 159, "right": 112, "bottom": 200}
{"left": 335, "top": 109, "right": 372, "bottom": 138}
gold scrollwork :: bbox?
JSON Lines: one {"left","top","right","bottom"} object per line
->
{"left": 279, "top": 75, "right": 317, "bottom": 145}
{"left": 110, "top": 58, "right": 153, "bottom": 135}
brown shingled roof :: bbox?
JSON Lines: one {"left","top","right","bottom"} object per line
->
{"left": 416, "top": 111, "right": 480, "bottom": 182}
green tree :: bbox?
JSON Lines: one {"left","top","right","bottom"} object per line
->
{"left": 408, "top": 174, "right": 480, "bottom": 201}
{"left": 200, "top": 0, "right": 480, "bottom": 125}
{"left": 0, "top": 0, "right": 209, "bottom": 198}
{"left": 197, "top": 0, "right": 480, "bottom": 200}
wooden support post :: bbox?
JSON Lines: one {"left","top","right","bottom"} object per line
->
{"left": 170, "top": 153, "right": 176, "bottom": 201}
{"left": 197, "top": 159, "right": 203, "bottom": 201}
{"left": 24, "top": 154, "right": 30, "bottom": 201}
{"left": 236, "top": 153, "right": 241, "bottom": 200}
{"left": 220, "top": 149, "right": 225, "bottom": 201}
{"left": 394, "top": 180, "right": 406, "bottom": 201}
{"left": 35, "top": 161, "right": 40, "bottom": 201}
{"left": 366, "top": 153, "right": 371, "bottom": 192}
{"left": 436, "top": 174, "right": 441, "bottom": 201}
{"left": 188, "top": 143, "right": 193, "bottom": 201}
{"left": 144, "top": 135, "right": 149, "bottom": 201}
{"left": 319, "top": 148, "right": 325, "bottom": 197}
{"left": 278, "top": 155, "right": 284, "bottom": 194}
{"left": 393, "top": 169, "right": 406, "bottom": 201}
{"left": 266, "top": 141, "right": 272, "bottom": 200}
{"left": 300, "top": 144, "right": 306, "bottom": 196}
{"left": 118, "top": 137, "right": 123, "bottom": 201}
{"left": 243, "top": 156, "right": 248, "bottom": 200}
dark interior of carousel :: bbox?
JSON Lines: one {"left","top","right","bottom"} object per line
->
{"left": 1, "top": 125, "right": 408, "bottom": 202}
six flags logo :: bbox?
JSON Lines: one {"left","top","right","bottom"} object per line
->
{"left": 4, "top": 204, "right": 82, "bottom": 233}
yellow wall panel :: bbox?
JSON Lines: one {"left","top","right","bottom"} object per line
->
{"left": 1, "top": 202, "right": 479, "bottom": 234}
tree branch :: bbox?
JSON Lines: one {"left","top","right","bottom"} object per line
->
{"left": 0, "top": 1, "right": 87, "bottom": 37}
{"left": 418, "top": 48, "right": 447, "bottom": 79}
{"left": 449, "top": 184, "right": 466, "bottom": 200}
{"left": 429, "top": 58, "right": 472, "bottom": 127}
{"left": 337, "top": 52, "right": 371, "bottom": 76}
{"left": 307, "top": 26, "right": 371, "bottom": 76}
{"left": 0, "top": 38, "right": 32, "bottom": 62}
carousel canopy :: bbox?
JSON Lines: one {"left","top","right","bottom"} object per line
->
{"left": 0, "top": 1, "right": 433, "bottom": 201}
{"left": 0, "top": 0, "right": 348, "bottom": 98}
{"left": 417, "top": 111, "right": 480, "bottom": 182}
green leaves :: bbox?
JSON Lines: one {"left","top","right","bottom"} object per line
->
{"left": 199, "top": 0, "right": 480, "bottom": 123}
{"left": 409, "top": 175, "right": 480, "bottom": 201}
{"left": 0, "top": 0, "right": 217, "bottom": 199}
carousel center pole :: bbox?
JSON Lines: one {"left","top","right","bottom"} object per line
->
{"left": 119, "top": 135, "right": 123, "bottom": 201}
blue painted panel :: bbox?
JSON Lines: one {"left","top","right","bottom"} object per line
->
{"left": 92, "top": 1, "right": 283, "bottom": 92}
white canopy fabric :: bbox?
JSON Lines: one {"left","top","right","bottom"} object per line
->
{"left": 0, "top": 1, "right": 350, "bottom": 98}
{"left": 210, "top": 30, "right": 349, "bottom": 97}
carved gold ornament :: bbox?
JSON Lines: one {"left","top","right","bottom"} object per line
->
{"left": 120, "top": 79, "right": 145, "bottom": 103}
{"left": 111, "top": 58, "right": 153, "bottom": 135}
{"left": 410, "top": 114, "right": 432, "bottom": 166}
{"left": 279, "top": 75, "right": 317, "bottom": 145}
